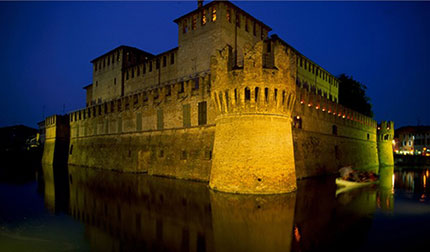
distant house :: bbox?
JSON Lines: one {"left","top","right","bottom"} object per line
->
{"left": 394, "top": 126, "right": 430, "bottom": 155}
{"left": 0, "top": 125, "right": 38, "bottom": 152}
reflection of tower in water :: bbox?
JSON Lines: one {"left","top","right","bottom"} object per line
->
{"left": 210, "top": 191, "right": 296, "bottom": 252}
{"left": 377, "top": 166, "right": 394, "bottom": 211}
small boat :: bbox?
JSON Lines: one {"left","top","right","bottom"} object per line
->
{"left": 335, "top": 178, "right": 378, "bottom": 196}
{"left": 335, "top": 167, "right": 378, "bottom": 196}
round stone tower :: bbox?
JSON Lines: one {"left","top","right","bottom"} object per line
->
{"left": 377, "top": 121, "right": 394, "bottom": 166}
{"left": 209, "top": 41, "right": 297, "bottom": 194}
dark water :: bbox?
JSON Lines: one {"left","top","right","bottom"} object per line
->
{"left": 1, "top": 164, "right": 430, "bottom": 252}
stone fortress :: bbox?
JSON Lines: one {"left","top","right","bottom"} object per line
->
{"left": 42, "top": 0, "right": 394, "bottom": 194}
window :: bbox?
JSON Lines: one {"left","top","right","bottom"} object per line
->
{"left": 166, "top": 86, "right": 172, "bottom": 96}
{"left": 149, "top": 61, "right": 152, "bottom": 72}
{"left": 163, "top": 56, "right": 167, "bottom": 67}
{"left": 253, "top": 21, "right": 256, "bottom": 36}
{"left": 137, "top": 67, "right": 140, "bottom": 76}
{"left": 183, "top": 20, "right": 188, "bottom": 33}
{"left": 156, "top": 58, "right": 160, "bottom": 69}
{"left": 293, "top": 116, "right": 302, "bottom": 129}
{"left": 202, "top": 9, "right": 207, "bottom": 25}
{"left": 245, "top": 18, "right": 248, "bottom": 32}
{"left": 159, "top": 150, "right": 164, "bottom": 158}
{"left": 198, "top": 101, "right": 207, "bottom": 125}
{"left": 367, "top": 133, "right": 370, "bottom": 140}
{"left": 192, "top": 14, "right": 197, "bottom": 30}
{"left": 183, "top": 104, "right": 191, "bottom": 127}
{"left": 171, "top": 53, "right": 175, "bottom": 64}
{"left": 179, "top": 82, "right": 185, "bottom": 93}
{"left": 181, "top": 150, "right": 187, "bottom": 160}
{"left": 211, "top": 7, "right": 216, "bottom": 22}
{"left": 332, "top": 125, "right": 338, "bottom": 136}
{"left": 193, "top": 78, "right": 199, "bottom": 90}
{"left": 236, "top": 13, "right": 240, "bottom": 28}
{"left": 226, "top": 8, "right": 231, "bottom": 22}
{"left": 157, "top": 109, "right": 164, "bottom": 130}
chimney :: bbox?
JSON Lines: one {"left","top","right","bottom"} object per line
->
{"left": 198, "top": 0, "right": 203, "bottom": 9}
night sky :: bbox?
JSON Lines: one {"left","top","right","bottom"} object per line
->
{"left": 0, "top": 1, "right": 429, "bottom": 129}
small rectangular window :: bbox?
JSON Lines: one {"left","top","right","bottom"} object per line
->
{"left": 226, "top": 8, "right": 231, "bottom": 22}
{"left": 202, "top": 9, "right": 207, "bottom": 25}
{"left": 166, "top": 85, "right": 171, "bottom": 96}
{"left": 198, "top": 101, "right": 207, "bottom": 125}
{"left": 245, "top": 18, "right": 248, "bottom": 32}
{"left": 181, "top": 150, "right": 187, "bottom": 160}
{"left": 183, "top": 20, "right": 188, "bottom": 34}
{"left": 149, "top": 61, "right": 152, "bottom": 72}
{"left": 211, "top": 7, "right": 216, "bottom": 22}
{"left": 183, "top": 104, "right": 191, "bottom": 127}
{"left": 193, "top": 78, "right": 199, "bottom": 90}
{"left": 163, "top": 56, "right": 167, "bottom": 67}
{"left": 192, "top": 14, "right": 197, "bottom": 30}
{"left": 157, "top": 109, "right": 164, "bottom": 130}
{"left": 171, "top": 53, "right": 174, "bottom": 64}
{"left": 179, "top": 82, "right": 185, "bottom": 93}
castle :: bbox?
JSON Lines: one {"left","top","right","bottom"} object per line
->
{"left": 42, "top": 1, "right": 394, "bottom": 194}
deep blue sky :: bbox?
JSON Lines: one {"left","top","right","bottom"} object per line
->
{"left": 0, "top": 1, "right": 429, "bottom": 129}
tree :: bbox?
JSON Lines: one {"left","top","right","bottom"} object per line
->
{"left": 338, "top": 74, "right": 373, "bottom": 117}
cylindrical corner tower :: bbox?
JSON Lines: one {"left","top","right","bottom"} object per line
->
{"left": 377, "top": 121, "right": 394, "bottom": 166}
{"left": 209, "top": 41, "right": 297, "bottom": 194}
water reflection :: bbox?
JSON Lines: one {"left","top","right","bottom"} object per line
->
{"left": 34, "top": 165, "right": 404, "bottom": 252}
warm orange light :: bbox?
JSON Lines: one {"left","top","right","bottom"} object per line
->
{"left": 300, "top": 100, "right": 304, "bottom": 104}
{"left": 315, "top": 105, "right": 319, "bottom": 110}
{"left": 308, "top": 103, "right": 312, "bottom": 107}
{"left": 322, "top": 108, "right": 326, "bottom": 112}
{"left": 294, "top": 226, "right": 301, "bottom": 242}
{"left": 296, "top": 116, "right": 300, "bottom": 119}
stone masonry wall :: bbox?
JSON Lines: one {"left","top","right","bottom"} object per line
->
{"left": 69, "top": 76, "right": 215, "bottom": 181}
{"left": 292, "top": 88, "right": 379, "bottom": 178}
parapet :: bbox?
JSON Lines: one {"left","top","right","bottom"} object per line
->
{"left": 210, "top": 40, "right": 297, "bottom": 116}
{"left": 377, "top": 121, "right": 394, "bottom": 141}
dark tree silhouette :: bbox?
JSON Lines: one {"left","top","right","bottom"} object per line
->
{"left": 338, "top": 74, "right": 373, "bottom": 117}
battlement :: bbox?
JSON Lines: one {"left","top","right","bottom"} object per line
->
{"left": 377, "top": 121, "right": 394, "bottom": 141}
{"left": 70, "top": 75, "right": 211, "bottom": 125}
{"left": 295, "top": 87, "right": 377, "bottom": 130}
{"left": 211, "top": 40, "right": 296, "bottom": 117}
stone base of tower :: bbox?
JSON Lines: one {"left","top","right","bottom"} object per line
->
{"left": 378, "top": 142, "right": 394, "bottom": 167}
{"left": 209, "top": 114, "right": 297, "bottom": 194}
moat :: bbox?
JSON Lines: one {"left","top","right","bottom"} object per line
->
{"left": 1, "top": 164, "right": 429, "bottom": 252}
